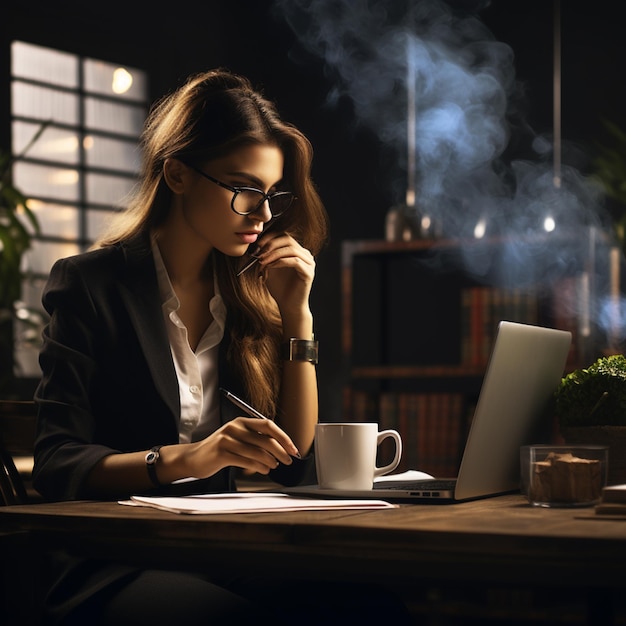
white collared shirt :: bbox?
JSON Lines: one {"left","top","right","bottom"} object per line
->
{"left": 152, "top": 238, "right": 227, "bottom": 443}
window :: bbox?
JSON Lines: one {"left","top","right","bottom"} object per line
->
{"left": 10, "top": 41, "right": 148, "bottom": 377}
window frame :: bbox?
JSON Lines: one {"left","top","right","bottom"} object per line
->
{"left": 9, "top": 40, "right": 149, "bottom": 378}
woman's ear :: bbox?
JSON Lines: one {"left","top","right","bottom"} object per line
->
{"left": 162, "top": 158, "right": 187, "bottom": 194}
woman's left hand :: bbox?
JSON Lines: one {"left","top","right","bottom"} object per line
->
{"left": 255, "top": 232, "right": 315, "bottom": 315}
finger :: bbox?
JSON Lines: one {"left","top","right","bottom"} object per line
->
{"left": 256, "top": 233, "right": 309, "bottom": 262}
{"left": 218, "top": 441, "right": 282, "bottom": 475}
{"left": 207, "top": 425, "right": 287, "bottom": 474}
{"left": 264, "top": 256, "right": 314, "bottom": 275}
{"left": 253, "top": 231, "right": 291, "bottom": 255}
{"left": 241, "top": 417, "right": 301, "bottom": 459}
{"left": 225, "top": 433, "right": 289, "bottom": 473}
{"left": 218, "top": 417, "right": 299, "bottom": 466}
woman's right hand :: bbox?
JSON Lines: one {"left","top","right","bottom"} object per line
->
{"left": 184, "top": 417, "right": 302, "bottom": 478}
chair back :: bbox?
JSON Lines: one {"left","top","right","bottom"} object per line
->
{"left": 0, "top": 400, "right": 37, "bottom": 505}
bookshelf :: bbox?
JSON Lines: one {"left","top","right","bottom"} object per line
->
{"left": 341, "top": 234, "right": 606, "bottom": 476}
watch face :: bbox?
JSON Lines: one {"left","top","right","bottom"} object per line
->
{"left": 146, "top": 451, "right": 157, "bottom": 464}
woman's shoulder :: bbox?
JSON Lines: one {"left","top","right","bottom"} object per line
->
{"left": 52, "top": 234, "right": 151, "bottom": 274}
{"left": 49, "top": 244, "right": 123, "bottom": 280}
{"left": 47, "top": 235, "right": 154, "bottom": 292}
{"left": 43, "top": 236, "right": 157, "bottom": 312}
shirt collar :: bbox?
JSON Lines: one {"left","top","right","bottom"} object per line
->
{"left": 150, "top": 236, "right": 226, "bottom": 329}
{"left": 152, "top": 235, "right": 179, "bottom": 313}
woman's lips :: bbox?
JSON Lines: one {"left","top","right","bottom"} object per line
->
{"left": 236, "top": 232, "right": 260, "bottom": 245}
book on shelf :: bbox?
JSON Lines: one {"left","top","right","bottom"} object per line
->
{"left": 460, "top": 286, "right": 539, "bottom": 367}
{"left": 549, "top": 275, "right": 581, "bottom": 370}
{"left": 351, "top": 390, "right": 464, "bottom": 476}
{"left": 349, "top": 388, "right": 378, "bottom": 423}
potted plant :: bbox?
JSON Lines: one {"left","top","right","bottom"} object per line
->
{"left": 0, "top": 124, "right": 46, "bottom": 397}
{"left": 555, "top": 354, "right": 626, "bottom": 485}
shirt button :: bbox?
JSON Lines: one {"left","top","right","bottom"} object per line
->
{"left": 189, "top": 385, "right": 200, "bottom": 394}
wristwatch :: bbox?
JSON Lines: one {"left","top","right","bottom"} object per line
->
{"left": 145, "top": 445, "right": 163, "bottom": 487}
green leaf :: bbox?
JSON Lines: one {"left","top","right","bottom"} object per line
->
{"left": 556, "top": 355, "right": 626, "bottom": 426}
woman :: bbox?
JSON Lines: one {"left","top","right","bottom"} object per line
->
{"left": 32, "top": 68, "right": 410, "bottom": 625}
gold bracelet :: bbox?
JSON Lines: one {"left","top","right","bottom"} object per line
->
{"left": 281, "top": 338, "right": 319, "bottom": 364}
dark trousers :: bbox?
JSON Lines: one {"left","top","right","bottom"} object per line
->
{"left": 62, "top": 569, "right": 414, "bottom": 625}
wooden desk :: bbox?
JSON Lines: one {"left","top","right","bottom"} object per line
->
{"left": 1, "top": 494, "right": 625, "bottom": 625}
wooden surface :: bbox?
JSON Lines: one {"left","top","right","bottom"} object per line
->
{"left": 1, "top": 494, "right": 625, "bottom": 589}
{"left": 4, "top": 493, "right": 626, "bottom": 625}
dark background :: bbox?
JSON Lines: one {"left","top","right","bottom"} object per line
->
{"left": 2, "top": 0, "right": 625, "bottom": 419}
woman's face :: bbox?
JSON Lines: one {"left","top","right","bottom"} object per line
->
{"left": 172, "top": 143, "right": 285, "bottom": 257}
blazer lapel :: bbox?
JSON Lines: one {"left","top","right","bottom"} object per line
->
{"left": 117, "top": 235, "right": 181, "bottom": 420}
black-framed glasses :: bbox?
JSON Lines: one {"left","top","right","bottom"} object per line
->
{"left": 187, "top": 164, "right": 295, "bottom": 218}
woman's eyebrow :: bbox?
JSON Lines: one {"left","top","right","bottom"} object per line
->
{"left": 226, "top": 171, "right": 282, "bottom": 189}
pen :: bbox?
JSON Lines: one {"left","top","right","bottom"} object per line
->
{"left": 219, "top": 387, "right": 302, "bottom": 459}
{"left": 220, "top": 388, "right": 269, "bottom": 420}
{"left": 236, "top": 256, "right": 260, "bottom": 277}
{"left": 236, "top": 221, "right": 275, "bottom": 277}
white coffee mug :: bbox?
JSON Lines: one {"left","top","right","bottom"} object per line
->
{"left": 315, "top": 422, "right": 402, "bottom": 490}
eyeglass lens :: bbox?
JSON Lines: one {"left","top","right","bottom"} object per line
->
{"left": 234, "top": 189, "right": 294, "bottom": 217}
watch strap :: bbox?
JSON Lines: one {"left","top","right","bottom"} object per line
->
{"left": 145, "top": 445, "right": 164, "bottom": 487}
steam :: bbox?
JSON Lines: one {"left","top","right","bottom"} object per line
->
{"left": 272, "top": 0, "right": 623, "bottom": 348}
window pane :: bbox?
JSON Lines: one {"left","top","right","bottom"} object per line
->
{"left": 86, "top": 172, "right": 135, "bottom": 206}
{"left": 17, "top": 278, "right": 47, "bottom": 311}
{"left": 14, "top": 284, "right": 46, "bottom": 352}
{"left": 14, "top": 337, "right": 41, "bottom": 378}
{"left": 27, "top": 200, "right": 80, "bottom": 239}
{"left": 12, "top": 121, "right": 80, "bottom": 165}
{"left": 83, "top": 58, "right": 147, "bottom": 102}
{"left": 85, "top": 135, "right": 140, "bottom": 173}
{"left": 11, "top": 41, "right": 78, "bottom": 88}
{"left": 14, "top": 162, "right": 80, "bottom": 202}
{"left": 11, "top": 82, "right": 79, "bottom": 125}
{"left": 10, "top": 41, "right": 149, "bottom": 378}
{"left": 84, "top": 97, "right": 145, "bottom": 137}
{"left": 14, "top": 278, "right": 48, "bottom": 378}
{"left": 22, "top": 240, "right": 81, "bottom": 275}
{"left": 86, "top": 208, "right": 116, "bottom": 241}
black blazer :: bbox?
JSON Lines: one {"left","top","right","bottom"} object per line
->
{"left": 33, "top": 233, "right": 313, "bottom": 501}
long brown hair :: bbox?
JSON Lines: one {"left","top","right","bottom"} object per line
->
{"left": 95, "top": 69, "right": 328, "bottom": 416}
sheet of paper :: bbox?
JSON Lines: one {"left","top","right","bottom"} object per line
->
{"left": 374, "top": 469, "right": 435, "bottom": 483}
{"left": 121, "top": 492, "right": 397, "bottom": 515}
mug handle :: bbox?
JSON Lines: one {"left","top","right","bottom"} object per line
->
{"left": 374, "top": 429, "right": 402, "bottom": 477}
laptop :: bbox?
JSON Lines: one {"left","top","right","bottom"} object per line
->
{"left": 285, "top": 321, "right": 572, "bottom": 503}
